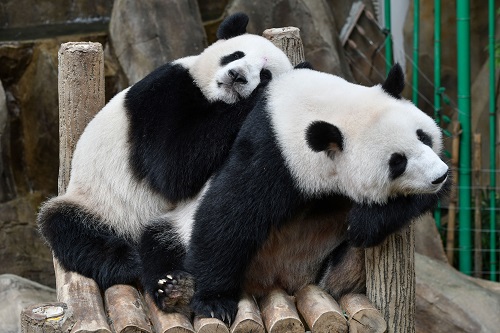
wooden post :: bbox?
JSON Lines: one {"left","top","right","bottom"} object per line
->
{"left": 473, "top": 133, "right": 482, "bottom": 278}
{"left": 447, "top": 121, "right": 461, "bottom": 264}
{"left": 263, "top": 27, "right": 305, "bottom": 67}
{"left": 56, "top": 42, "right": 111, "bottom": 333}
{"left": 365, "top": 223, "right": 415, "bottom": 333}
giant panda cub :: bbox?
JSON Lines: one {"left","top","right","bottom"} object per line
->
{"left": 37, "top": 12, "right": 293, "bottom": 299}
{"left": 140, "top": 64, "right": 450, "bottom": 322}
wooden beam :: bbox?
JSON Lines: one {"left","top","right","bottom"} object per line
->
{"left": 340, "top": 293, "right": 387, "bottom": 333}
{"left": 259, "top": 289, "right": 304, "bottom": 333}
{"left": 230, "top": 293, "right": 265, "bottom": 333}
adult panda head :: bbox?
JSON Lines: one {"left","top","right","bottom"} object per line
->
{"left": 269, "top": 64, "right": 449, "bottom": 246}
{"left": 189, "top": 13, "right": 293, "bottom": 104}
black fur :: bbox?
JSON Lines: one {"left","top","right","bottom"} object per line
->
{"left": 389, "top": 152, "right": 408, "bottom": 180}
{"left": 417, "top": 129, "right": 433, "bottom": 147}
{"left": 306, "top": 121, "right": 344, "bottom": 153}
{"left": 216, "top": 13, "right": 249, "bottom": 39}
{"left": 140, "top": 220, "right": 187, "bottom": 302}
{"left": 220, "top": 51, "right": 245, "bottom": 66}
{"left": 381, "top": 63, "right": 405, "bottom": 99}
{"left": 125, "top": 63, "right": 270, "bottom": 202}
{"left": 185, "top": 98, "right": 303, "bottom": 322}
{"left": 294, "top": 61, "right": 313, "bottom": 69}
{"left": 38, "top": 203, "right": 141, "bottom": 289}
{"left": 347, "top": 174, "right": 452, "bottom": 247}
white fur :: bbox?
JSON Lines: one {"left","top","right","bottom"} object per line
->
{"left": 190, "top": 34, "right": 293, "bottom": 104}
{"left": 269, "top": 69, "right": 448, "bottom": 204}
{"left": 58, "top": 88, "right": 172, "bottom": 240}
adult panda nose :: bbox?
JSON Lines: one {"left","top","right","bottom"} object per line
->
{"left": 228, "top": 69, "right": 248, "bottom": 84}
{"left": 432, "top": 169, "right": 449, "bottom": 184}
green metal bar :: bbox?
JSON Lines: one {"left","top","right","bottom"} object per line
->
{"left": 412, "top": 0, "right": 420, "bottom": 105}
{"left": 433, "top": 0, "right": 442, "bottom": 229}
{"left": 384, "top": 0, "right": 393, "bottom": 74}
{"left": 457, "top": 0, "right": 472, "bottom": 275}
{"left": 488, "top": 0, "right": 497, "bottom": 281}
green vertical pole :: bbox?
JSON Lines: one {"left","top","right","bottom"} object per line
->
{"left": 434, "top": 0, "right": 442, "bottom": 229}
{"left": 384, "top": 0, "right": 393, "bottom": 74}
{"left": 488, "top": 0, "right": 497, "bottom": 281}
{"left": 412, "top": 0, "right": 420, "bottom": 105}
{"left": 457, "top": 0, "right": 472, "bottom": 275}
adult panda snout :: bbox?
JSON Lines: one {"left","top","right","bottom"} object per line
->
{"left": 432, "top": 169, "right": 449, "bottom": 185}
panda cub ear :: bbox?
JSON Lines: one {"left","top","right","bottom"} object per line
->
{"left": 217, "top": 12, "right": 249, "bottom": 40}
{"left": 306, "top": 121, "right": 344, "bottom": 155}
{"left": 381, "top": 63, "right": 405, "bottom": 99}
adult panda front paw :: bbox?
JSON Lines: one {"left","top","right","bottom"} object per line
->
{"left": 190, "top": 294, "right": 238, "bottom": 326}
{"left": 154, "top": 270, "right": 195, "bottom": 317}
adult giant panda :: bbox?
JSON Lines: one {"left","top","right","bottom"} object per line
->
{"left": 140, "top": 64, "right": 450, "bottom": 322}
{"left": 37, "top": 12, "right": 293, "bottom": 298}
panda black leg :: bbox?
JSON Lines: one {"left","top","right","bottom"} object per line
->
{"left": 139, "top": 220, "right": 194, "bottom": 315}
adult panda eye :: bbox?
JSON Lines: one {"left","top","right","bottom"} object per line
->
{"left": 220, "top": 51, "right": 245, "bottom": 66}
{"left": 389, "top": 153, "right": 407, "bottom": 180}
{"left": 417, "top": 129, "right": 433, "bottom": 148}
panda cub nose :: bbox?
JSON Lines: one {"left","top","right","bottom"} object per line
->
{"left": 432, "top": 170, "right": 449, "bottom": 184}
{"left": 228, "top": 69, "right": 248, "bottom": 84}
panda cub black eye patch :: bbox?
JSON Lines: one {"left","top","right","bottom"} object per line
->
{"left": 417, "top": 129, "right": 433, "bottom": 148}
{"left": 220, "top": 51, "right": 245, "bottom": 66}
{"left": 389, "top": 153, "right": 407, "bottom": 180}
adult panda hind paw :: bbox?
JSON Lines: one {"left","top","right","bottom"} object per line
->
{"left": 154, "top": 270, "right": 195, "bottom": 317}
{"left": 190, "top": 294, "right": 238, "bottom": 326}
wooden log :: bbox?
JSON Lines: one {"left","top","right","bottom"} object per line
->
{"left": 53, "top": 41, "right": 111, "bottom": 333}
{"left": 55, "top": 260, "right": 111, "bottom": 333}
{"left": 473, "top": 133, "right": 482, "bottom": 278}
{"left": 295, "top": 285, "right": 347, "bottom": 333}
{"left": 104, "top": 285, "right": 152, "bottom": 333}
{"left": 447, "top": 121, "right": 461, "bottom": 264}
{"left": 365, "top": 223, "right": 416, "bottom": 333}
{"left": 259, "top": 289, "right": 304, "bottom": 333}
{"left": 145, "top": 295, "right": 195, "bottom": 333}
{"left": 262, "top": 27, "right": 305, "bottom": 67}
{"left": 339, "top": 294, "right": 387, "bottom": 333}
{"left": 193, "top": 317, "right": 229, "bottom": 333}
{"left": 21, "top": 303, "right": 75, "bottom": 333}
{"left": 230, "top": 293, "right": 265, "bottom": 333}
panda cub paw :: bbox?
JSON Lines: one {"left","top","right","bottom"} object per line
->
{"left": 190, "top": 294, "right": 238, "bottom": 326}
{"left": 154, "top": 270, "right": 195, "bottom": 317}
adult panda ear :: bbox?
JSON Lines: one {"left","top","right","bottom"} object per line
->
{"left": 294, "top": 61, "right": 313, "bottom": 70}
{"left": 217, "top": 13, "right": 249, "bottom": 40}
{"left": 381, "top": 63, "right": 405, "bottom": 99}
{"left": 306, "top": 121, "right": 344, "bottom": 154}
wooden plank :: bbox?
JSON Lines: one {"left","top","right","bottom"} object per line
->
{"left": 295, "top": 285, "right": 347, "bottom": 333}
{"left": 230, "top": 293, "right": 264, "bottom": 333}
{"left": 259, "top": 289, "right": 304, "bottom": 333}
{"left": 339, "top": 294, "right": 387, "bottom": 333}
{"left": 145, "top": 295, "right": 195, "bottom": 333}
{"left": 193, "top": 317, "right": 229, "bottom": 333}
{"left": 104, "top": 285, "right": 152, "bottom": 333}
{"left": 21, "top": 303, "right": 75, "bottom": 333}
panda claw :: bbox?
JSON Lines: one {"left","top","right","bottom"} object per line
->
{"left": 211, "top": 311, "right": 215, "bottom": 318}
{"left": 158, "top": 279, "right": 166, "bottom": 285}
{"left": 158, "top": 289, "right": 164, "bottom": 294}
{"left": 166, "top": 274, "right": 173, "bottom": 280}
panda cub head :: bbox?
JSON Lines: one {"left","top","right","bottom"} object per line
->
{"left": 190, "top": 13, "right": 293, "bottom": 104}
{"left": 271, "top": 64, "right": 449, "bottom": 205}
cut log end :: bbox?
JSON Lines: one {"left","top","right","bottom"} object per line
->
{"left": 340, "top": 294, "right": 387, "bottom": 333}
{"left": 193, "top": 317, "right": 229, "bottom": 333}
{"left": 230, "top": 293, "right": 264, "bottom": 333}
{"left": 20, "top": 302, "right": 75, "bottom": 333}
{"left": 259, "top": 289, "right": 304, "bottom": 333}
